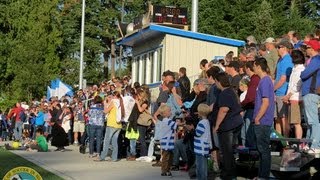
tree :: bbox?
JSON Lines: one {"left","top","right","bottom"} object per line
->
{"left": 0, "top": 0, "right": 62, "bottom": 101}
{"left": 253, "top": 0, "right": 275, "bottom": 43}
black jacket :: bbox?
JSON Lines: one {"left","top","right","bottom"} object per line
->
{"left": 178, "top": 76, "right": 191, "bottom": 101}
{"left": 51, "top": 123, "right": 69, "bottom": 147}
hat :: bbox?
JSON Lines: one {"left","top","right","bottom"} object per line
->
{"left": 246, "top": 35, "right": 257, "bottom": 44}
{"left": 264, "top": 37, "right": 275, "bottom": 44}
{"left": 276, "top": 40, "right": 293, "bottom": 49}
{"left": 304, "top": 40, "right": 320, "bottom": 51}
{"left": 226, "top": 61, "right": 240, "bottom": 71}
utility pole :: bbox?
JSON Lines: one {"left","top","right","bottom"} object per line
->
{"left": 111, "top": 39, "right": 116, "bottom": 78}
{"left": 191, "top": 0, "right": 198, "bottom": 32}
{"left": 79, "top": 0, "right": 85, "bottom": 89}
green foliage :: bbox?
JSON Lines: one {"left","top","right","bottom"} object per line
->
{"left": 253, "top": 0, "right": 275, "bottom": 43}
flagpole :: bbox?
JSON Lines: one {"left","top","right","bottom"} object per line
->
{"left": 79, "top": 0, "right": 85, "bottom": 90}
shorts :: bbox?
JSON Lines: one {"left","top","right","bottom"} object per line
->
{"left": 73, "top": 121, "right": 85, "bottom": 133}
{"left": 288, "top": 102, "right": 303, "bottom": 124}
{"left": 275, "top": 96, "right": 288, "bottom": 118}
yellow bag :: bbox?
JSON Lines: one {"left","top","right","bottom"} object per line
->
{"left": 125, "top": 127, "right": 139, "bottom": 140}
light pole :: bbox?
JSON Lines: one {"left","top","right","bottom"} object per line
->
{"left": 79, "top": 0, "right": 85, "bottom": 89}
{"left": 191, "top": 0, "right": 198, "bottom": 32}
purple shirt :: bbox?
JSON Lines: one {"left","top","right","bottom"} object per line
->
{"left": 253, "top": 76, "right": 275, "bottom": 126}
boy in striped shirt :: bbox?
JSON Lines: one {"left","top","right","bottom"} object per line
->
{"left": 194, "top": 104, "right": 212, "bottom": 180}
{"left": 158, "top": 104, "right": 177, "bottom": 177}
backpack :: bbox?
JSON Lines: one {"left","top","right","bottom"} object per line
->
{"left": 19, "top": 111, "right": 27, "bottom": 122}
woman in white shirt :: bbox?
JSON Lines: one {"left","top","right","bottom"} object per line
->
{"left": 282, "top": 50, "right": 305, "bottom": 139}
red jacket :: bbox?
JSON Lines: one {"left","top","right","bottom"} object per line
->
{"left": 8, "top": 107, "right": 25, "bottom": 122}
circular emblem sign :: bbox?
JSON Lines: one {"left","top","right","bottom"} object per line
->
{"left": 3, "top": 166, "right": 42, "bottom": 180}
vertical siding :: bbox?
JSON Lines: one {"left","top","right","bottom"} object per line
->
{"left": 164, "top": 35, "right": 238, "bottom": 81}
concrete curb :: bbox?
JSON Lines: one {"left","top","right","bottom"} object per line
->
{"left": 11, "top": 151, "right": 74, "bottom": 180}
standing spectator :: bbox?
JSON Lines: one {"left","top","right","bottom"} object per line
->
{"left": 73, "top": 101, "right": 85, "bottom": 145}
{"left": 87, "top": 96, "right": 105, "bottom": 158}
{"left": 252, "top": 57, "right": 275, "bottom": 180}
{"left": 98, "top": 91, "right": 123, "bottom": 162}
{"left": 241, "top": 61, "right": 260, "bottom": 148}
{"left": 126, "top": 97, "right": 140, "bottom": 161}
{"left": 282, "top": 50, "right": 305, "bottom": 139}
{"left": 33, "top": 106, "right": 45, "bottom": 139}
{"left": 158, "top": 104, "right": 177, "bottom": 177}
{"left": 177, "top": 67, "right": 191, "bottom": 101}
{"left": 213, "top": 73, "right": 243, "bottom": 180}
{"left": 51, "top": 119, "right": 69, "bottom": 152}
{"left": 166, "top": 81, "right": 183, "bottom": 120}
{"left": 274, "top": 40, "right": 294, "bottom": 137}
{"left": 239, "top": 78, "right": 249, "bottom": 103}
{"left": 205, "top": 66, "right": 221, "bottom": 172}
{"left": 189, "top": 79, "right": 207, "bottom": 123}
{"left": 292, "top": 32, "right": 303, "bottom": 49}
{"left": 264, "top": 37, "right": 279, "bottom": 79}
{"left": 194, "top": 104, "right": 212, "bottom": 180}
{"left": 300, "top": 39, "right": 320, "bottom": 153}
{"left": 59, "top": 106, "right": 73, "bottom": 144}
{"left": 0, "top": 110, "right": 8, "bottom": 141}
{"left": 49, "top": 99, "right": 62, "bottom": 124}
{"left": 225, "top": 61, "right": 241, "bottom": 94}
{"left": 135, "top": 89, "right": 150, "bottom": 157}
{"left": 7, "top": 102, "right": 25, "bottom": 141}
{"left": 199, "top": 59, "right": 209, "bottom": 79}
{"left": 246, "top": 35, "right": 257, "bottom": 47}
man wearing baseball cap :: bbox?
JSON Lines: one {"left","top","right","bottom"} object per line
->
{"left": 264, "top": 37, "right": 278, "bottom": 79}
{"left": 274, "top": 40, "right": 294, "bottom": 137}
{"left": 300, "top": 39, "right": 320, "bottom": 154}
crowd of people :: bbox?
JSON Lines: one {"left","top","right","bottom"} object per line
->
{"left": 0, "top": 29, "right": 320, "bottom": 180}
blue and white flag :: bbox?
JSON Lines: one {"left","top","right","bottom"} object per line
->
{"left": 48, "top": 78, "right": 73, "bottom": 99}
{"left": 50, "top": 79, "right": 59, "bottom": 97}
{"left": 46, "top": 86, "right": 52, "bottom": 100}
{"left": 57, "top": 80, "right": 73, "bottom": 99}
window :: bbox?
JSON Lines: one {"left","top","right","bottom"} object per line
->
{"left": 133, "top": 47, "right": 163, "bottom": 84}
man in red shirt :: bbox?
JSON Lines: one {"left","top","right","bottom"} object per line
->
{"left": 8, "top": 102, "right": 25, "bottom": 141}
{"left": 241, "top": 61, "right": 260, "bottom": 147}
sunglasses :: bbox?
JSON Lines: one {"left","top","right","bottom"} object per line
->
{"left": 277, "top": 46, "right": 284, "bottom": 49}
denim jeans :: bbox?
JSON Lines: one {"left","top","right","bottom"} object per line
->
{"left": 148, "top": 137, "right": 155, "bottom": 157}
{"left": 88, "top": 125, "right": 104, "bottom": 155}
{"left": 14, "top": 121, "right": 23, "bottom": 140}
{"left": 129, "top": 139, "right": 137, "bottom": 156}
{"left": 241, "top": 109, "right": 254, "bottom": 146}
{"left": 218, "top": 125, "right": 241, "bottom": 180}
{"left": 173, "top": 139, "right": 187, "bottom": 166}
{"left": 138, "top": 125, "right": 147, "bottom": 156}
{"left": 100, "top": 126, "right": 121, "bottom": 161}
{"left": 254, "top": 125, "right": 271, "bottom": 179}
{"left": 196, "top": 154, "right": 208, "bottom": 180}
{"left": 303, "top": 94, "right": 320, "bottom": 149}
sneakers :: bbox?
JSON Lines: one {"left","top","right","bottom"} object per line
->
{"left": 152, "top": 161, "right": 162, "bottom": 167}
{"left": 171, "top": 166, "right": 179, "bottom": 171}
{"left": 126, "top": 156, "right": 136, "bottom": 161}
{"left": 161, "top": 172, "right": 172, "bottom": 177}
{"left": 306, "top": 148, "right": 320, "bottom": 154}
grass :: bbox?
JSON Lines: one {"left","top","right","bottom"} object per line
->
{"left": 0, "top": 147, "right": 64, "bottom": 180}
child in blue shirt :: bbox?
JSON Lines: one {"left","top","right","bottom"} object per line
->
{"left": 158, "top": 104, "right": 177, "bottom": 177}
{"left": 194, "top": 104, "right": 213, "bottom": 180}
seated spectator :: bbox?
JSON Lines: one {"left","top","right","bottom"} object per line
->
{"left": 5, "top": 128, "right": 48, "bottom": 152}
